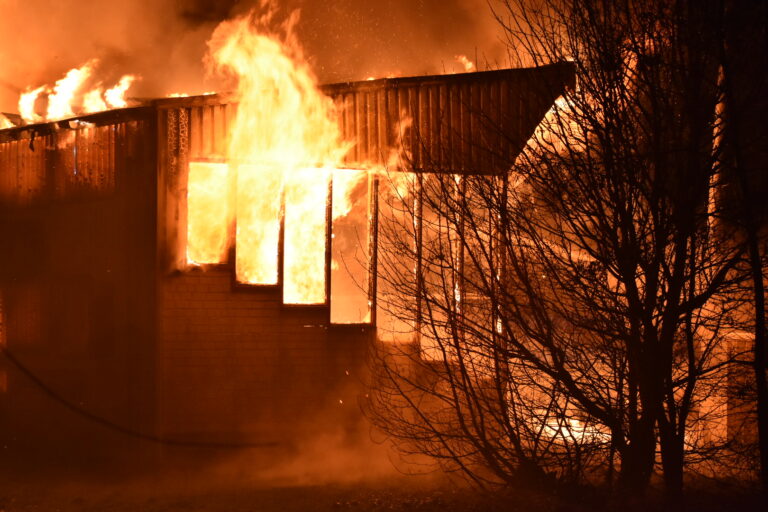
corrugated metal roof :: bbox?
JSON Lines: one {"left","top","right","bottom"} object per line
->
{"left": 157, "top": 62, "right": 575, "bottom": 174}
{"left": 0, "top": 108, "right": 154, "bottom": 204}
{"left": 0, "top": 63, "right": 574, "bottom": 204}
{"left": 324, "top": 62, "right": 575, "bottom": 173}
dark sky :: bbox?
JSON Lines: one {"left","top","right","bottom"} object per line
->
{"left": 0, "top": 0, "right": 507, "bottom": 113}
{"left": 269, "top": 0, "right": 507, "bottom": 82}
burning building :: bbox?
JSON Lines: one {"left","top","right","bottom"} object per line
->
{"left": 0, "top": 62, "right": 574, "bottom": 465}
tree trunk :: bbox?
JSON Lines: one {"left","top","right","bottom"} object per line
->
{"left": 722, "top": 0, "right": 768, "bottom": 497}
{"left": 659, "top": 426, "right": 685, "bottom": 502}
{"left": 617, "top": 416, "right": 656, "bottom": 497}
{"left": 746, "top": 225, "right": 768, "bottom": 494}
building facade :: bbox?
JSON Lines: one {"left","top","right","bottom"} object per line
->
{"left": 0, "top": 64, "right": 572, "bottom": 466}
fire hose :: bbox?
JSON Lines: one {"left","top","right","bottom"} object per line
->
{"left": 0, "top": 345, "right": 280, "bottom": 449}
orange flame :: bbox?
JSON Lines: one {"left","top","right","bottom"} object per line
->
{"left": 105, "top": 75, "right": 135, "bottom": 108}
{"left": 83, "top": 88, "right": 108, "bottom": 113}
{"left": 18, "top": 86, "right": 46, "bottom": 123}
{"left": 16, "top": 62, "right": 137, "bottom": 123}
{"left": 188, "top": 6, "right": 414, "bottom": 313}
{"left": 207, "top": 8, "right": 350, "bottom": 303}
{"left": 46, "top": 61, "right": 95, "bottom": 120}
{"left": 455, "top": 54, "right": 476, "bottom": 72}
{"left": 167, "top": 91, "right": 216, "bottom": 98}
{"left": 0, "top": 115, "right": 13, "bottom": 130}
{"left": 187, "top": 162, "right": 233, "bottom": 265}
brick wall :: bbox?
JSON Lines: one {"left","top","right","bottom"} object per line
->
{"left": 158, "top": 267, "right": 371, "bottom": 444}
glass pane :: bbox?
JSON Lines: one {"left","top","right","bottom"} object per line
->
{"left": 283, "top": 168, "right": 329, "bottom": 304}
{"left": 331, "top": 169, "right": 370, "bottom": 323}
{"left": 186, "top": 161, "right": 231, "bottom": 265}
{"left": 376, "top": 172, "right": 418, "bottom": 342}
{"left": 236, "top": 164, "right": 282, "bottom": 285}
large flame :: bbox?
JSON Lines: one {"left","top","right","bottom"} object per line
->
{"left": 83, "top": 88, "right": 108, "bottom": 113}
{"left": 187, "top": 162, "right": 233, "bottom": 265}
{"left": 188, "top": 6, "right": 411, "bottom": 313}
{"left": 46, "top": 61, "right": 95, "bottom": 120}
{"left": 0, "top": 115, "right": 13, "bottom": 130}
{"left": 16, "top": 61, "right": 137, "bottom": 123}
{"left": 104, "top": 75, "right": 136, "bottom": 109}
{"left": 206, "top": 8, "right": 350, "bottom": 304}
{"left": 18, "top": 86, "right": 46, "bottom": 123}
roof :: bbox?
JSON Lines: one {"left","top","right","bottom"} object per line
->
{"left": 0, "top": 63, "right": 575, "bottom": 204}
{"left": 153, "top": 62, "right": 575, "bottom": 174}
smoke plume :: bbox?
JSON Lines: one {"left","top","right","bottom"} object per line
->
{"left": 1, "top": 0, "right": 508, "bottom": 114}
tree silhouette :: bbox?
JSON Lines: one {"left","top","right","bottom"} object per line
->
{"left": 366, "top": 0, "right": 759, "bottom": 500}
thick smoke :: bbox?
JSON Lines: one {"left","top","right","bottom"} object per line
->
{"left": 279, "top": 0, "right": 508, "bottom": 82}
{"left": 0, "top": 0, "right": 237, "bottom": 112}
{"left": 1, "top": 0, "right": 507, "bottom": 114}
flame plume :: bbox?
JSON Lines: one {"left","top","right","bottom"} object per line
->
{"left": 15, "top": 61, "right": 137, "bottom": 124}
{"left": 207, "top": 7, "right": 351, "bottom": 303}
{"left": 18, "top": 86, "right": 45, "bottom": 123}
{"left": 46, "top": 61, "right": 95, "bottom": 120}
{"left": 104, "top": 75, "right": 136, "bottom": 108}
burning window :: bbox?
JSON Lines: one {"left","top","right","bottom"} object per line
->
{"left": 376, "top": 172, "right": 420, "bottom": 342}
{"left": 375, "top": 173, "right": 504, "bottom": 353}
{"left": 186, "top": 161, "right": 233, "bottom": 265}
{"left": 235, "top": 163, "right": 283, "bottom": 285}
{"left": 283, "top": 168, "right": 330, "bottom": 304}
{"left": 186, "top": 159, "right": 373, "bottom": 314}
{"left": 331, "top": 169, "right": 371, "bottom": 323}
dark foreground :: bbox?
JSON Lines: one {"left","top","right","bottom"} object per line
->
{"left": 0, "top": 440, "right": 763, "bottom": 512}
{"left": 0, "top": 473, "right": 765, "bottom": 512}
{"left": 0, "top": 472, "right": 521, "bottom": 512}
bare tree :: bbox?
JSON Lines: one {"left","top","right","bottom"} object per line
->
{"left": 718, "top": 0, "right": 768, "bottom": 497}
{"left": 366, "top": 0, "right": 754, "bottom": 500}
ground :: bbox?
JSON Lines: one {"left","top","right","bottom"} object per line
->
{"left": 1, "top": 473, "right": 765, "bottom": 512}
{"left": 0, "top": 476, "right": 543, "bottom": 512}
{"left": 0, "top": 443, "right": 764, "bottom": 512}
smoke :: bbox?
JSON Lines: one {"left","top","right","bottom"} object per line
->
{"left": 276, "top": 0, "right": 509, "bottom": 83}
{"left": 1, "top": 0, "right": 508, "bottom": 114}
{"left": 0, "top": 0, "right": 237, "bottom": 112}
{"left": 210, "top": 424, "right": 408, "bottom": 488}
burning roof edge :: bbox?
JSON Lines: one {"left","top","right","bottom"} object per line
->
{"left": 0, "top": 62, "right": 575, "bottom": 143}
{"left": 148, "top": 61, "right": 575, "bottom": 109}
{"left": 0, "top": 106, "right": 155, "bottom": 142}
